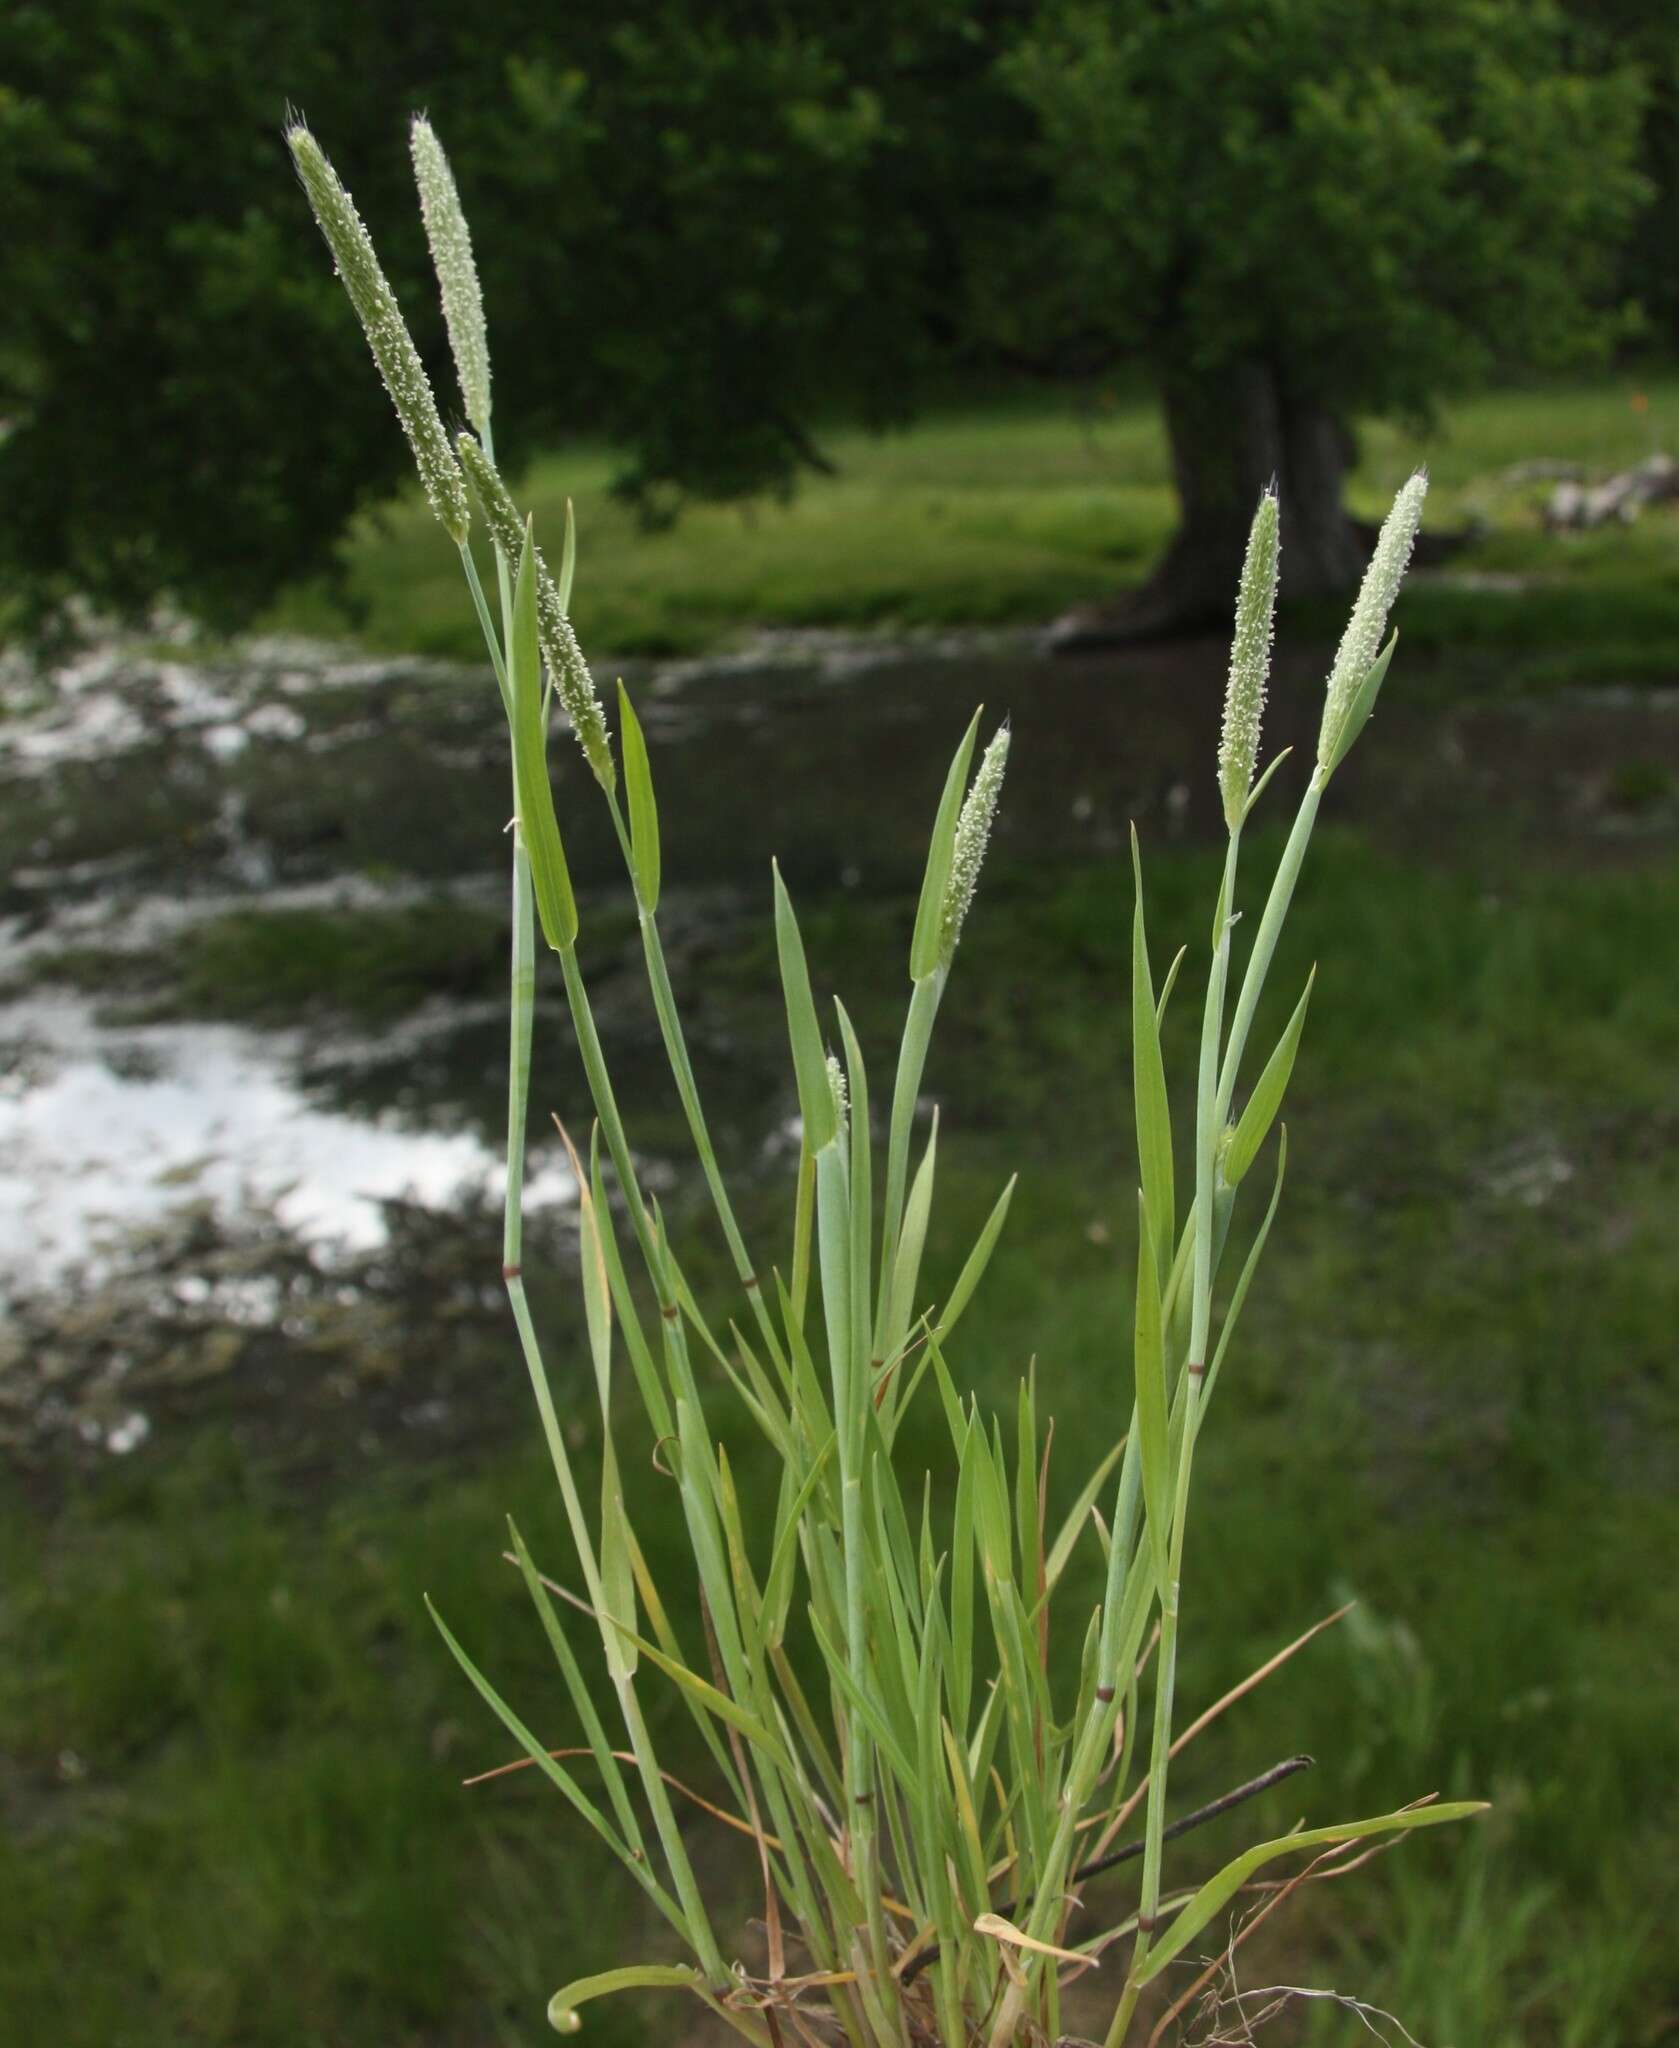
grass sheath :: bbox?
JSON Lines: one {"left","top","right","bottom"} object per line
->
{"left": 291, "top": 120, "right": 1485, "bottom": 2048}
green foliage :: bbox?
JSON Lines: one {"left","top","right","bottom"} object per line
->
{"left": 3, "top": 0, "right": 1661, "bottom": 634}
{"left": 1002, "top": 0, "right": 1648, "bottom": 417}
{"left": 0, "top": 0, "right": 1021, "bottom": 636}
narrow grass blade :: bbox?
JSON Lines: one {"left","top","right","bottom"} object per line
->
{"left": 1136, "top": 1801, "right": 1489, "bottom": 1982}
{"left": 548, "top": 1966, "right": 708, "bottom": 2032}
{"left": 762, "top": 1433, "right": 837, "bottom": 1645}
{"left": 617, "top": 680, "right": 661, "bottom": 913}
{"left": 506, "top": 1519, "right": 643, "bottom": 1847}
{"left": 943, "top": 1414, "right": 977, "bottom": 1735}
{"left": 883, "top": 1112, "right": 938, "bottom": 1367}
{"left": 1131, "top": 829, "right": 1174, "bottom": 1284}
{"left": 1223, "top": 970, "right": 1314, "bottom": 1188}
{"left": 589, "top": 1136, "right": 672, "bottom": 1444}
{"left": 935, "top": 1175, "right": 1017, "bottom": 1341}
{"left": 1042, "top": 1437, "right": 1125, "bottom": 1595}
{"left": 910, "top": 709, "right": 982, "bottom": 981}
{"left": 1322, "top": 632, "right": 1398, "bottom": 778}
{"left": 1154, "top": 945, "right": 1187, "bottom": 1030}
{"left": 835, "top": 998, "right": 874, "bottom": 1395}
{"left": 605, "top": 1617, "right": 794, "bottom": 1774}
{"left": 807, "top": 1604, "right": 918, "bottom": 1792}
{"left": 773, "top": 863, "right": 836, "bottom": 1153}
{"left": 1201, "top": 1129, "right": 1287, "bottom": 1416}
{"left": 426, "top": 1598, "right": 684, "bottom": 1932}
{"left": 1132, "top": 1195, "right": 1171, "bottom": 1599}
{"left": 1240, "top": 745, "right": 1294, "bottom": 827}
{"left": 789, "top": 1141, "right": 816, "bottom": 1337}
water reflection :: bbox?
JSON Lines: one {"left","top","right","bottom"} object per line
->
{"left": 0, "top": 993, "right": 574, "bottom": 1292}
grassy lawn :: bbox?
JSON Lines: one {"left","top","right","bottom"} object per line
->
{"left": 267, "top": 369, "right": 1679, "bottom": 679}
{"left": 6, "top": 827, "right": 1677, "bottom": 2046}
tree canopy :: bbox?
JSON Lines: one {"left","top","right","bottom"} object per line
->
{"left": 1001, "top": 0, "right": 1649, "bottom": 619}
{"left": 0, "top": 0, "right": 1655, "bottom": 638}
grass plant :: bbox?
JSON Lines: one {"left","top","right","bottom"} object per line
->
{"left": 281, "top": 119, "right": 1505, "bottom": 2045}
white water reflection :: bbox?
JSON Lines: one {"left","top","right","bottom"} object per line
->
{"left": 0, "top": 995, "right": 574, "bottom": 1291}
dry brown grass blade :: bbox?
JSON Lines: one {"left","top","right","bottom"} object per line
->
{"left": 1144, "top": 1840, "right": 1343, "bottom": 2048}
{"left": 465, "top": 1741, "right": 922, "bottom": 1928}
{"left": 462, "top": 1741, "right": 769, "bottom": 1824}
{"left": 501, "top": 1550, "right": 593, "bottom": 1616}
{"left": 701, "top": 1589, "right": 788, "bottom": 1986}
{"left": 1141, "top": 1803, "right": 1428, "bottom": 2046}
{"left": 975, "top": 1912, "right": 1097, "bottom": 1975}
{"left": 1104, "top": 1602, "right": 1352, "bottom": 1845}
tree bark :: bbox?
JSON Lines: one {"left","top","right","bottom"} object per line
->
{"left": 1050, "top": 361, "right": 1368, "bottom": 648}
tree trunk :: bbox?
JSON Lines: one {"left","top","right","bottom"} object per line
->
{"left": 1050, "top": 361, "right": 1368, "bottom": 648}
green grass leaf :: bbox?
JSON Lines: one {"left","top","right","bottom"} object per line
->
{"left": 617, "top": 680, "right": 661, "bottom": 913}
{"left": 773, "top": 863, "right": 836, "bottom": 1153}
{"left": 1224, "top": 968, "right": 1315, "bottom": 1188}
{"left": 910, "top": 710, "right": 981, "bottom": 980}
{"left": 1131, "top": 828, "right": 1174, "bottom": 1284}
{"left": 1043, "top": 1437, "right": 1126, "bottom": 1595}
{"left": 1133, "top": 1194, "right": 1172, "bottom": 1600}
{"left": 548, "top": 1964, "right": 707, "bottom": 2032}
{"left": 1200, "top": 1128, "right": 1287, "bottom": 1417}
{"left": 426, "top": 1597, "right": 685, "bottom": 1932}
{"left": 1323, "top": 632, "right": 1398, "bottom": 777}
{"left": 1138, "top": 1800, "right": 1490, "bottom": 1982}
{"left": 604, "top": 1616, "right": 793, "bottom": 1776}
{"left": 936, "top": 1174, "right": 1017, "bottom": 1342}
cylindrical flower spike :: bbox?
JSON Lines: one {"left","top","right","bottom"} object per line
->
{"left": 457, "top": 433, "right": 615, "bottom": 793}
{"left": 1218, "top": 489, "right": 1280, "bottom": 832}
{"left": 286, "top": 124, "right": 470, "bottom": 545}
{"left": 940, "top": 723, "right": 1010, "bottom": 965}
{"left": 1317, "top": 472, "right": 1427, "bottom": 772}
{"left": 410, "top": 116, "right": 492, "bottom": 438}
{"left": 825, "top": 1053, "right": 850, "bottom": 1140}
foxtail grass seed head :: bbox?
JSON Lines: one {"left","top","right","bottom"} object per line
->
{"left": 410, "top": 116, "right": 492, "bottom": 437}
{"left": 286, "top": 123, "right": 470, "bottom": 545}
{"left": 825, "top": 1053, "right": 849, "bottom": 1138}
{"left": 1218, "top": 489, "right": 1280, "bottom": 831}
{"left": 457, "top": 433, "right": 615, "bottom": 791}
{"left": 940, "top": 723, "right": 1010, "bottom": 964}
{"left": 1317, "top": 470, "right": 1427, "bottom": 771}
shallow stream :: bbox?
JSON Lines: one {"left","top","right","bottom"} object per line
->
{"left": 4, "top": 623, "right": 1675, "bottom": 1469}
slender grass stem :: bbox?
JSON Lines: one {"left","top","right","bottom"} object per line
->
{"left": 1216, "top": 777, "right": 1321, "bottom": 1125}
{"left": 616, "top": 801, "right": 790, "bottom": 1374}
{"left": 458, "top": 539, "right": 510, "bottom": 718}
{"left": 875, "top": 970, "right": 945, "bottom": 1352}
